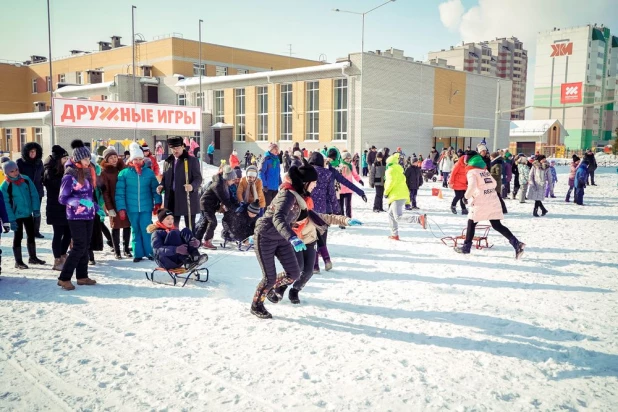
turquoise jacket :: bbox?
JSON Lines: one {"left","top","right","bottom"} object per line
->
{"left": 115, "top": 166, "right": 162, "bottom": 214}
{"left": 0, "top": 175, "right": 40, "bottom": 222}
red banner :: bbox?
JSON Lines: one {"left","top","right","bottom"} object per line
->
{"left": 560, "top": 82, "right": 582, "bottom": 104}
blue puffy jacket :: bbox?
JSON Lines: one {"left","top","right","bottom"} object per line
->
{"left": 574, "top": 162, "right": 589, "bottom": 189}
{"left": 259, "top": 152, "right": 282, "bottom": 191}
{"left": 115, "top": 166, "right": 162, "bottom": 214}
{"left": 0, "top": 175, "right": 40, "bottom": 222}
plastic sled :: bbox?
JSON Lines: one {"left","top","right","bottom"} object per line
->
{"left": 441, "top": 224, "right": 493, "bottom": 250}
{"left": 145, "top": 255, "right": 209, "bottom": 287}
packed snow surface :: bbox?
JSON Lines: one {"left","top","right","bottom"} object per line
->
{"left": 1, "top": 165, "right": 617, "bottom": 411}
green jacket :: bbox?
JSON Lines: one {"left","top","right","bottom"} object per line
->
{"left": 0, "top": 175, "right": 40, "bottom": 222}
{"left": 384, "top": 153, "right": 409, "bottom": 204}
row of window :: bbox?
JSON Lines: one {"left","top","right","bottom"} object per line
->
{"left": 178, "top": 79, "right": 348, "bottom": 142}
{"left": 192, "top": 63, "right": 248, "bottom": 77}
{"left": 2, "top": 128, "right": 42, "bottom": 152}
{"left": 32, "top": 72, "right": 76, "bottom": 93}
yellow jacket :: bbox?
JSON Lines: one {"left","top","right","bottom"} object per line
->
{"left": 384, "top": 153, "right": 409, "bottom": 204}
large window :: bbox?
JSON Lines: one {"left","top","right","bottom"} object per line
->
{"left": 19, "top": 128, "right": 27, "bottom": 150}
{"left": 216, "top": 66, "right": 227, "bottom": 76}
{"left": 59, "top": 73, "right": 66, "bottom": 83}
{"left": 178, "top": 94, "right": 186, "bottom": 106}
{"left": 196, "top": 92, "right": 204, "bottom": 110}
{"left": 193, "top": 63, "right": 205, "bottom": 76}
{"left": 32, "top": 79, "right": 37, "bottom": 94}
{"left": 45, "top": 77, "right": 51, "bottom": 92}
{"left": 5, "top": 129, "right": 12, "bottom": 152}
{"left": 257, "top": 86, "right": 268, "bottom": 141}
{"left": 334, "top": 79, "right": 348, "bottom": 141}
{"left": 305, "top": 81, "right": 319, "bottom": 141}
{"left": 214, "top": 90, "right": 224, "bottom": 123}
{"left": 235, "top": 88, "right": 245, "bottom": 141}
{"left": 280, "top": 84, "right": 293, "bottom": 141}
{"left": 34, "top": 127, "right": 42, "bottom": 144}
{"left": 76, "top": 71, "right": 82, "bottom": 84}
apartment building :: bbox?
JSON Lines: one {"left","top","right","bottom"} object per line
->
{"left": 428, "top": 37, "right": 528, "bottom": 120}
{"left": 532, "top": 24, "right": 618, "bottom": 150}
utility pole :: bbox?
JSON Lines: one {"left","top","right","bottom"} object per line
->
{"left": 132, "top": 5, "right": 137, "bottom": 141}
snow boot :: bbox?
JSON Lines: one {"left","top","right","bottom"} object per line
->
{"left": 77, "top": 278, "right": 97, "bottom": 286}
{"left": 541, "top": 206, "right": 548, "bottom": 216}
{"left": 52, "top": 258, "right": 64, "bottom": 271}
{"left": 13, "top": 247, "right": 28, "bottom": 269}
{"left": 123, "top": 229, "right": 133, "bottom": 257}
{"left": 27, "top": 243, "right": 45, "bottom": 265}
{"left": 202, "top": 240, "right": 217, "bottom": 250}
{"left": 288, "top": 288, "right": 301, "bottom": 304}
{"left": 454, "top": 241, "right": 472, "bottom": 254}
{"left": 388, "top": 235, "right": 400, "bottom": 241}
{"left": 461, "top": 207, "right": 469, "bottom": 215}
{"left": 533, "top": 205, "right": 540, "bottom": 217}
{"left": 405, "top": 204, "right": 413, "bottom": 211}
{"left": 57, "top": 280, "right": 75, "bottom": 290}
{"left": 450, "top": 205, "right": 457, "bottom": 214}
{"left": 318, "top": 246, "right": 332, "bottom": 271}
{"left": 250, "top": 301, "right": 272, "bottom": 319}
{"left": 267, "top": 285, "right": 288, "bottom": 304}
{"left": 509, "top": 237, "right": 525, "bottom": 260}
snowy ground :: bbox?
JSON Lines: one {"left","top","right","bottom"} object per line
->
{"left": 1, "top": 165, "right": 617, "bottom": 411}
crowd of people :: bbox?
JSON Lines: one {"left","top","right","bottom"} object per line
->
{"left": 0, "top": 135, "right": 600, "bottom": 318}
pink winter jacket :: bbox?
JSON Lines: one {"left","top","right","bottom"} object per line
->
{"left": 464, "top": 167, "right": 504, "bottom": 223}
{"left": 338, "top": 163, "right": 361, "bottom": 195}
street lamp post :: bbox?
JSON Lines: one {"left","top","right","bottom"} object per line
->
{"left": 493, "top": 80, "right": 500, "bottom": 151}
{"left": 46, "top": 0, "right": 55, "bottom": 145}
{"left": 333, "top": 0, "right": 395, "bottom": 154}
{"left": 132, "top": 5, "right": 137, "bottom": 141}
{"left": 199, "top": 19, "right": 204, "bottom": 161}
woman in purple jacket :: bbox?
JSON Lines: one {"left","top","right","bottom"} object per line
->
{"left": 57, "top": 140, "right": 104, "bottom": 290}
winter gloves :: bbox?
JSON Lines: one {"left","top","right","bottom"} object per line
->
{"left": 358, "top": 180, "right": 364, "bottom": 186}
{"left": 361, "top": 194, "right": 367, "bottom": 202}
{"left": 348, "top": 218, "right": 363, "bottom": 226}
{"left": 176, "top": 245, "right": 189, "bottom": 255}
{"left": 289, "top": 236, "right": 306, "bottom": 252}
{"left": 107, "top": 209, "right": 117, "bottom": 217}
{"left": 189, "top": 239, "right": 201, "bottom": 248}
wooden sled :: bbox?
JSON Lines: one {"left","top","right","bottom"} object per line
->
{"left": 441, "top": 224, "right": 493, "bottom": 250}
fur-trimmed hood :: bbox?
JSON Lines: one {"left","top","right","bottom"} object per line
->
{"left": 21, "top": 142, "right": 43, "bottom": 163}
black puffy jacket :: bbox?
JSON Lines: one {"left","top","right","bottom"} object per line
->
{"left": 17, "top": 142, "right": 44, "bottom": 198}
{"left": 199, "top": 174, "right": 234, "bottom": 213}
{"left": 42, "top": 155, "right": 67, "bottom": 225}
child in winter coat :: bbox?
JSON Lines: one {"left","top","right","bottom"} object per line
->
{"left": 516, "top": 157, "right": 530, "bottom": 203}
{"left": 527, "top": 155, "right": 550, "bottom": 217}
{"left": 148, "top": 208, "right": 205, "bottom": 270}
{"left": 57, "top": 140, "right": 102, "bottom": 290}
{"left": 0, "top": 158, "right": 45, "bottom": 269}
{"left": 574, "top": 160, "right": 589, "bottom": 205}
{"left": 195, "top": 165, "right": 236, "bottom": 250}
{"left": 267, "top": 166, "right": 362, "bottom": 307}
{"left": 546, "top": 160, "right": 558, "bottom": 198}
{"left": 454, "top": 153, "right": 524, "bottom": 259}
{"left": 236, "top": 165, "right": 266, "bottom": 210}
{"left": 222, "top": 201, "right": 260, "bottom": 244}
{"left": 338, "top": 151, "right": 364, "bottom": 218}
{"left": 115, "top": 142, "right": 162, "bottom": 262}
{"left": 566, "top": 155, "right": 580, "bottom": 202}
{"left": 404, "top": 156, "right": 422, "bottom": 210}
{"left": 369, "top": 152, "right": 386, "bottom": 212}
{"left": 438, "top": 150, "right": 454, "bottom": 188}
{"left": 229, "top": 150, "right": 240, "bottom": 169}
{"left": 449, "top": 154, "right": 469, "bottom": 214}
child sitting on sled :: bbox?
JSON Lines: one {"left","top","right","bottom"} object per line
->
{"left": 147, "top": 208, "right": 207, "bottom": 270}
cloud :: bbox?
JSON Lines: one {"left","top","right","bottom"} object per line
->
{"left": 438, "top": 0, "right": 464, "bottom": 31}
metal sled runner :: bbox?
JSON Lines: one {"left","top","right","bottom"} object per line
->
{"left": 440, "top": 225, "right": 493, "bottom": 250}
{"left": 145, "top": 256, "right": 210, "bottom": 287}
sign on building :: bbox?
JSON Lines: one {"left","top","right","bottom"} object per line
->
{"left": 53, "top": 98, "right": 202, "bottom": 131}
{"left": 550, "top": 42, "right": 573, "bottom": 57}
{"left": 560, "top": 82, "right": 582, "bottom": 104}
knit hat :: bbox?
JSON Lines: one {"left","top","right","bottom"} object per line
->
{"left": 411, "top": 156, "right": 418, "bottom": 163}
{"left": 222, "top": 165, "right": 236, "bottom": 181}
{"left": 247, "top": 201, "right": 261, "bottom": 214}
{"left": 141, "top": 143, "right": 150, "bottom": 152}
{"left": 102, "top": 146, "right": 118, "bottom": 161}
{"left": 70, "top": 140, "right": 91, "bottom": 162}
{"left": 246, "top": 165, "right": 258, "bottom": 177}
{"left": 550, "top": 160, "right": 556, "bottom": 165}
{"left": 456, "top": 149, "right": 464, "bottom": 157}
{"left": 167, "top": 136, "right": 183, "bottom": 148}
{"left": 96, "top": 145, "right": 107, "bottom": 156}
{"left": 477, "top": 144, "right": 488, "bottom": 153}
{"left": 51, "top": 145, "right": 69, "bottom": 160}
{"left": 342, "top": 151, "right": 352, "bottom": 160}
{"left": 376, "top": 151, "right": 384, "bottom": 159}
{"left": 157, "top": 208, "right": 174, "bottom": 222}
{"left": 234, "top": 167, "right": 242, "bottom": 179}
{"left": 288, "top": 163, "right": 318, "bottom": 194}
{"left": 268, "top": 142, "right": 278, "bottom": 152}
{"left": 128, "top": 142, "right": 144, "bottom": 162}
{"left": 1, "top": 158, "right": 18, "bottom": 174}
{"left": 536, "top": 154, "right": 546, "bottom": 162}
{"left": 293, "top": 150, "right": 303, "bottom": 158}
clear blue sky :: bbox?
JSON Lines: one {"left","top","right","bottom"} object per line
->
{"left": 1, "top": 0, "right": 616, "bottom": 110}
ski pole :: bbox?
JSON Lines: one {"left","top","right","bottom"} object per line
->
{"left": 184, "top": 158, "right": 193, "bottom": 231}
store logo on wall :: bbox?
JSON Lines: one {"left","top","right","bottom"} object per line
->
{"left": 560, "top": 82, "right": 582, "bottom": 104}
{"left": 550, "top": 42, "right": 573, "bottom": 57}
